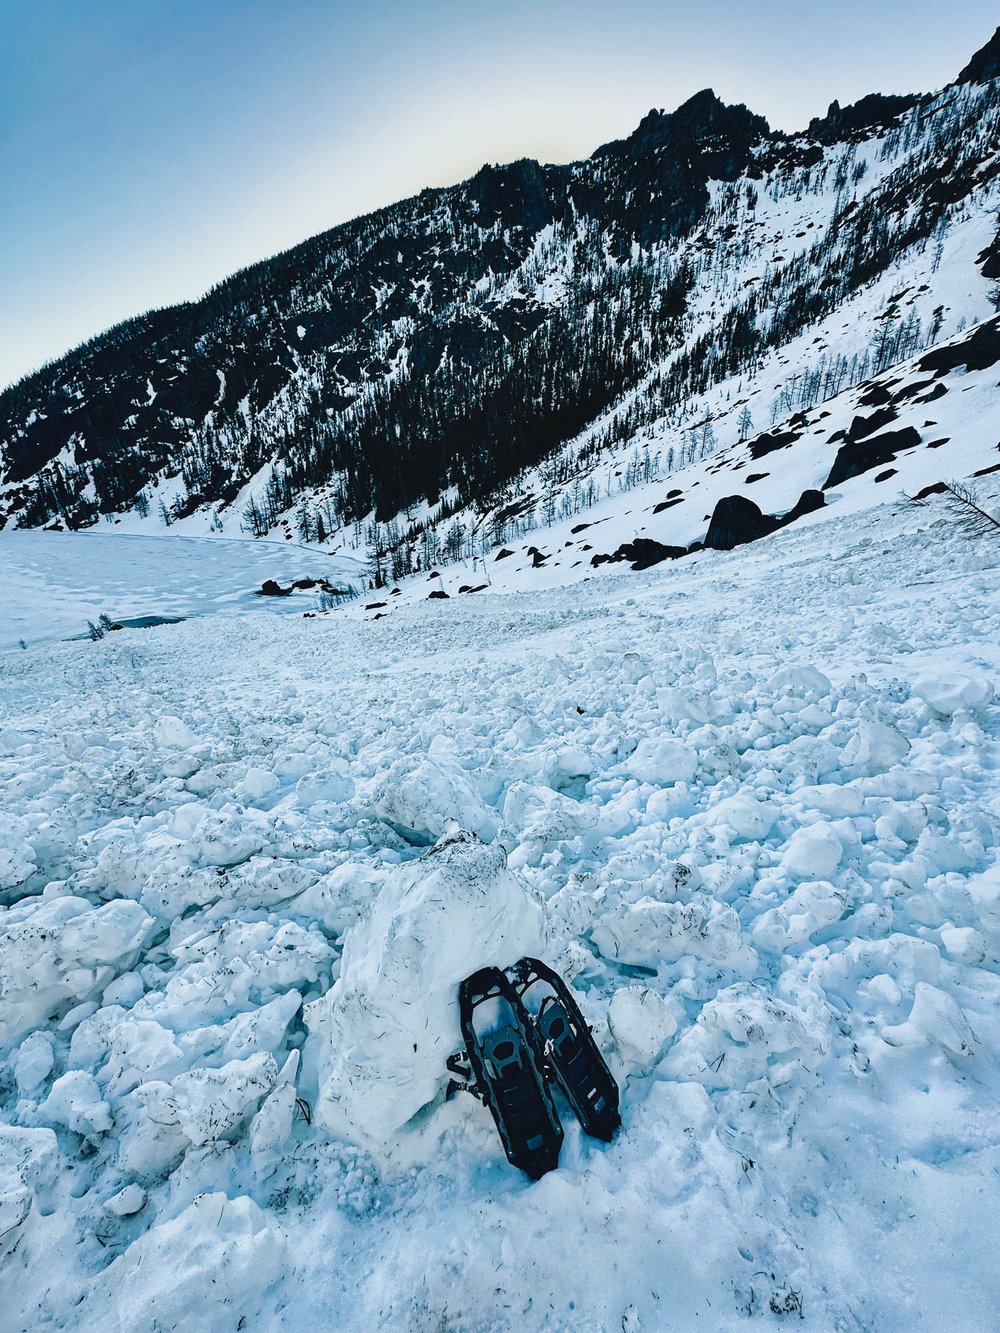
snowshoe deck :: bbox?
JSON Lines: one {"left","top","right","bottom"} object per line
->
{"left": 457, "top": 966, "right": 563, "bottom": 1178}
{"left": 508, "top": 957, "right": 621, "bottom": 1142}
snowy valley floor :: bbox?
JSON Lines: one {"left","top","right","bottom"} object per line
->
{"left": 1, "top": 494, "right": 999, "bottom": 1331}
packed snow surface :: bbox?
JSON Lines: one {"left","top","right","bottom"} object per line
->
{"left": 1, "top": 490, "right": 999, "bottom": 1330}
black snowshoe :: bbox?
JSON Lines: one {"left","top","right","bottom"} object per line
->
{"left": 508, "top": 956, "right": 621, "bottom": 1142}
{"left": 450, "top": 959, "right": 620, "bottom": 1176}
{"left": 455, "top": 966, "right": 563, "bottom": 1179}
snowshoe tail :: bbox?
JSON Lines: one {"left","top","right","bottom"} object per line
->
{"left": 458, "top": 966, "right": 563, "bottom": 1178}
{"left": 509, "top": 957, "right": 621, "bottom": 1142}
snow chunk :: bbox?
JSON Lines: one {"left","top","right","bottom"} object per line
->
{"left": 0, "top": 838, "right": 35, "bottom": 891}
{"left": 366, "top": 756, "right": 500, "bottom": 844}
{"left": 841, "top": 720, "right": 910, "bottom": 775}
{"left": 592, "top": 894, "right": 749, "bottom": 970}
{"left": 770, "top": 664, "right": 832, "bottom": 697}
{"left": 153, "top": 714, "right": 198, "bottom": 749}
{"left": 306, "top": 832, "right": 544, "bottom": 1148}
{"left": 752, "top": 881, "right": 848, "bottom": 952}
{"left": 662, "top": 984, "right": 823, "bottom": 1090}
{"left": 625, "top": 737, "right": 698, "bottom": 785}
{"left": 137, "top": 1052, "right": 278, "bottom": 1146}
{"left": 608, "top": 985, "right": 677, "bottom": 1072}
{"left": 104, "top": 1183, "right": 146, "bottom": 1216}
{"left": 0, "top": 897, "right": 154, "bottom": 1050}
{"left": 708, "top": 794, "right": 775, "bottom": 841}
{"left": 913, "top": 670, "right": 994, "bottom": 716}
{"left": 881, "top": 982, "right": 975, "bottom": 1057}
{"left": 93, "top": 1193, "right": 285, "bottom": 1332}
{"left": 780, "top": 822, "right": 843, "bottom": 879}
{"left": 13, "top": 1033, "right": 55, "bottom": 1096}
{"left": 39, "top": 1070, "right": 112, "bottom": 1137}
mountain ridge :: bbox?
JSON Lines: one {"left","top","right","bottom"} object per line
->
{"left": 1, "top": 28, "right": 999, "bottom": 568}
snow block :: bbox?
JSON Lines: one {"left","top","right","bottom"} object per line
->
{"left": 913, "top": 670, "right": 994, "bottom": 717}
{"left": 0, "top": 897, "right": 155, "bottom": 1052}
{"left": 93, "top": 1193, "right": 285, "bottom": 1333}
{"left": 306, "top": 831, "right": 545, "bottom": 1149}
{"left": 366, "top": 755, "right": 500, "bottom": 845}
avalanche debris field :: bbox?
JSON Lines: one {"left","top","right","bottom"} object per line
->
{"left": 1, "top": 496, "right": 999, "bottom": 1331}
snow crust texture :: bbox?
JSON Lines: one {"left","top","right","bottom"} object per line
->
{"left": 1, "top": 491, "right": 1000, "bottom": 1330}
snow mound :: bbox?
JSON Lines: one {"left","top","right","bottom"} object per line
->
{"left": 306, "top": 832, "right": 545, "bottom": 1149}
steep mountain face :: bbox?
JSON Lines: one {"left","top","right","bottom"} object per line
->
{"left": 1, "top": 31, "right": 999, "bottom": 560}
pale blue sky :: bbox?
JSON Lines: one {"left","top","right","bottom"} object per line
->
{"left": 1, "top": 1, "right": 996, "bottom": 388}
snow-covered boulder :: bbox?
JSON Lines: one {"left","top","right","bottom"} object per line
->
{"left": 306, "top": 832, "right": 545, "bottom": 1148}
{"left": 366, "top": 756, "right": 500, "bottom": 844}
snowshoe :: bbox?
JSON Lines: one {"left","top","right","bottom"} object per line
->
{"left": 456, "top": 966, "right": 563, "bottom": 1178}
{"left": 508, "top": 957, "right": 621, "bottom": 1142}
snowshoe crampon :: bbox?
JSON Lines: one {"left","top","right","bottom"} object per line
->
{"left": 457, "top": 966, "right": 563, "bottom": 1179}
{"left": 509, "top": 957, "right": 621, "bottom": 1142}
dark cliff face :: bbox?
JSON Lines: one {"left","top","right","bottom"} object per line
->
{"left": 805, "top": 93, "right": 921, "bottom": 145}
{"left": 586, "top": 91, "right": 770, "bottom": 249}
{"left": 957, "top": 25, "right": 1000, "bottom": 86}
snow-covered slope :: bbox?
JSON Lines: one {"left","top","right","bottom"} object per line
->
{"left": 2, "top": 475, "right": 998, "bottom": 1329}
{"left": 341, "top": 313, "right": 1000, "bottom": 607}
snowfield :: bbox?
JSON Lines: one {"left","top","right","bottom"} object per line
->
{"left": 1, "top": 489, "right": 999, "bottom": 1330}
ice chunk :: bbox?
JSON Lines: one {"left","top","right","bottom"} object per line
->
{"left": 306, "top": 832, "right": 544, "bottom": 1148}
